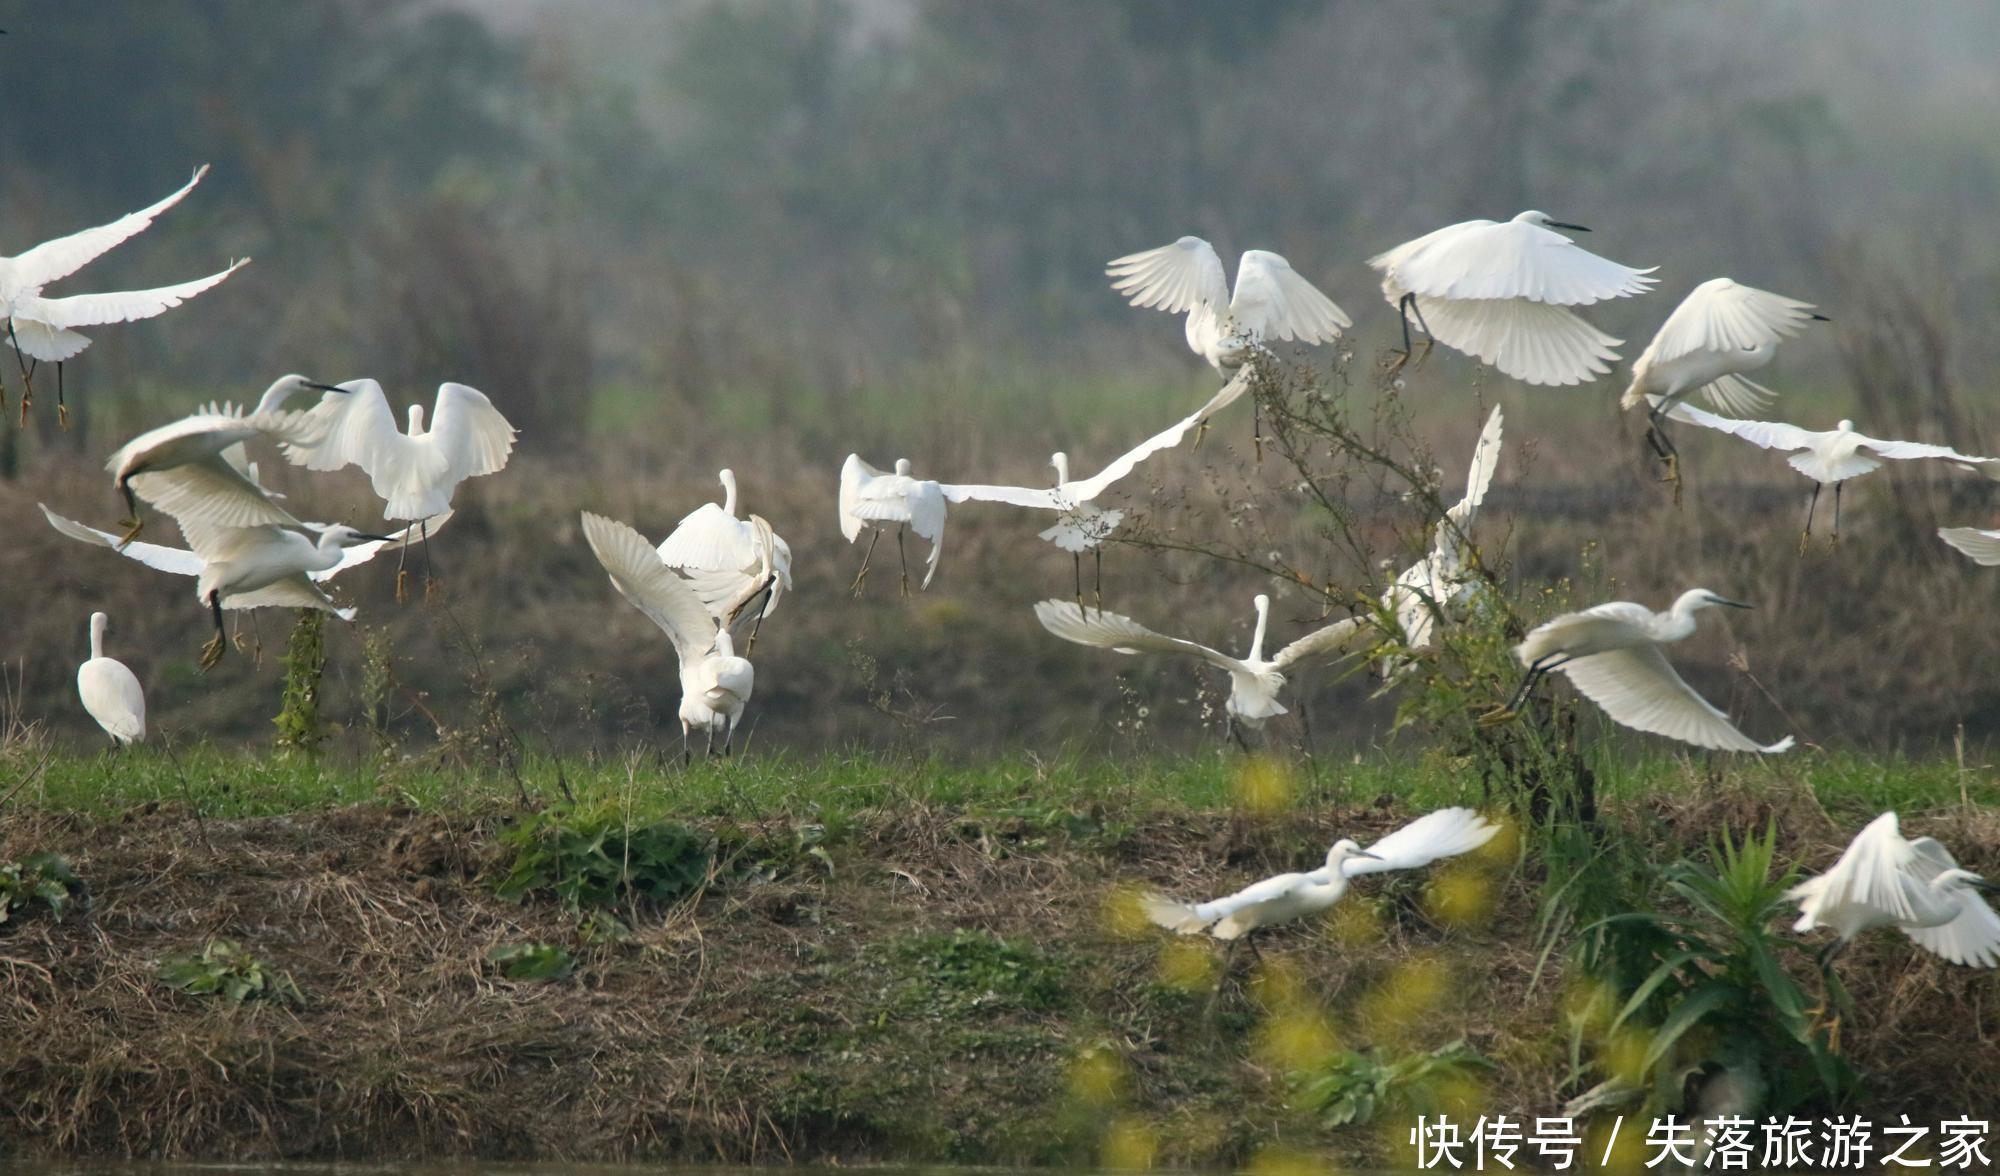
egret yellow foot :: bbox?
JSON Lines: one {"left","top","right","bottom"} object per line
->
{"left": 199, "top": 632, "right": 227, "bottom": 671}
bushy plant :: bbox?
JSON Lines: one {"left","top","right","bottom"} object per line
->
{"left": 891, "top": 929, "right": 1068, "bottom": 1015}
{"left": 1296, "top": 1039, "right": 1494, "bottom": 1126}
{"left": 273, "top": 610, "right": 328, "bottom": 756}
{"left": 486, "top": 941, "right": 576, "bottom": 981}
{"left": 494, "top": 805, "right": 712, "bottom": 911}
{"left": 0, "top": 851, "right": 85, "bottom": 925}
{"left": 158, "top": 939, "right": 303, "bottom": 1005}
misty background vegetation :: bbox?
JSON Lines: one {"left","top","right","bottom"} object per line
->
{"left": 6, "top": 0, "right": 2000, "bottom": 757}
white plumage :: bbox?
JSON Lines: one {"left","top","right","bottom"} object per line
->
{"left": 1384, "top": 404, "right": 1504, "bottom": 658}
{"left": 1622, "top": 278, "right": 1824, "bottom": 417}
{"left": 1034, "top": 593, "right": 1369, "bottom": 731}
{"left": 1513, "top": 588, "right": 1793, "bottom": 754}
{"left": 1145, "top": 807, "right": 1500, "bottom": 939}
{"left": 839, "top": 454, "right": 950, "bottom": 592}
{"left": 656, "top": 468, "right": 794, "bottom": 620}
{"left": 1106, "top": 237, "right": 1349, "bottom": 374}
{"left": 283, "top": 379, "right": 517, "bottom": 519}
{"left": 1369, "top": 211, "right": 1655, "bottom": 386}
{"left": 1788, "top": 812, "right": 2000, "bottom": 968}
{"left": 1938, "top": 526, "right": 2000, "bottom": 567}
{"left": 76, "top": 611, "right": 145, "bottom": 746}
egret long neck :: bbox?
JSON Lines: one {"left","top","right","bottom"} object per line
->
{"left": 1249, "top": 598, "right": 1270, "bottom": 661}
{"left": 89, "top": 614, "right": 106, "bottom": 659}
{"left": 1051, "top": 454, "right": 1070, "bottom": 487}
{"left": 720, "top": 469, "right": 738, "bottom": 517}
{"left": 407, "top": 404, "right": 426, "bottom": 437}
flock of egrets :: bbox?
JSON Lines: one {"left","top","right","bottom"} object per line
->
{"left": 24, "top": 168, "right": 2000, "bottom": 977}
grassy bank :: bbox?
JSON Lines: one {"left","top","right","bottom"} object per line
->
{"left": 2, "top": 749, "right": 1997, "bottom": 1165}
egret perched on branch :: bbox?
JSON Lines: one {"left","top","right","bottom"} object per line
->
{"left": 580, "top": 511, "right": 774, "bottom": 759}
{"left": 1145, "top": 807, "right": 1500, "bottom": 940}
{"left": 1382, "top": 404, "right": 1504, "bottom": 663}
{"left": 1368, "top": 211, "right": 1655, "bottom": 386}
{"left": 41, "top": 505, "right": 439, "bottom": 667}
{"left": 0, "top": 165, "right": 248, "bottom": 422}
{"left": 943, "top": 372, "right": 1250, "bottom": 605}
{"left": 106, "top": 374, "right": 345, "bottom": 542}
{"left": 1621, "top": 278, "right": 1826, "bottom": 482}
{"left": 656, "top": 468, "right": 794, "bottom": 648}
{"left": 1034, "top": 594, "right": 1370, "bottom": 747}
{"left": 76, "top": 611, "right": 145, "bottom": 748}
{"left": 839, "top": 455, "right": 949, "bottom": 596}
{"left": 283, "top": 379, "right": 516, "bottom": 597}
{"left": 1501, "top": 588, "right": 1794, "bottom": 754}
{"left": 1657, "top": 399, "right": 2000, "bottom": 547}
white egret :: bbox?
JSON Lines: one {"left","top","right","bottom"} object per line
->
{"left": 1145, "top": 807, "right": 1500, "bottom": 940}
{"left": 1658, "top": 399, "right": 2000, "bottom": 546}
{"left": 41, "top": 505, "right": 440, "bottom": 667}
{"left": 1788, "top": 812, "right": 2000, "bottom": 969}
{"left": 1034, "top": 594, "right": 1371, "bottom": 746}
{"left": 580, "top": 511, "right": 774, "bottom": 759}
{"left": 1382, "top": 404, "right": 1504, "bottom": 662}
{"left": 77, "top": 611, "right": 145, "bottom": 748}
{"left": 105, "top": 374, "right": 345, "bottom": 541}
{"left": 1504, "top": 588, "right": 1794, "bottom": 754}
{"left": 1368, "top": 211, "right": 1655, "bottom": 386}
{"left": 1938, "top": 526, "right": 2000, "bottom": 566}
{"left": 1621, "top": 278, "right": 1826, "bottom": 480}
{"left": 839, "top": 455, "right": 949, "bottom": 596}
{"left": 0, "top": 165, "right": 247, "bottom": 422}
{"left": 283, "top": 379, "right": 516, "bottom": 596}
{"left": 943, "top": 372, "right": 1250, "bottom": 604}
{"left": 656, "top": 468, "right": 795, "bottom": 643}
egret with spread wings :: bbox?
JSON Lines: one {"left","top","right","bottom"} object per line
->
{"left": 656, "top": 468, "right": 794, "bottom": 649}
{"left": 839, "top": 455, "right": 949, "bottom": 597}
{"left": 1381, "top": 404, "right": 1504, "bottom": 668}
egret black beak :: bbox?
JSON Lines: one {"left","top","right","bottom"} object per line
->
{"left": 306, "top": 382, "right": 347, "bottom": 394}
{"left": 1546, "top": 221, "right": 1591, "bottom": 232}
{"left": 356, "top": 532, "right": 396, "bottom": 543}
{"left": 1811, "top": 313, "right": 1832, "bottom": 322}
{"left": 1971, "top": 878, "right": 2000, "bottom": 896}
{"left": 1354, "top": 849, "right": 1383, "bottom": 860}
{"left": 1707, "top": 596, "right": 1753, "bottom": 609}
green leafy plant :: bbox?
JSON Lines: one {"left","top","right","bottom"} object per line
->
{"left": 0, "top": 851, "right": 85, "bottom": 925}
{"left": 890, "top": 929, "right": 1068, "bottom": 1016}
{"left": 158, "top": 939, "right": 303, "bottom": 1005}
{"left": 273, "top": 609, "right": 328, "bottom": 755}
{"left": 1297, "top": 1039, "right": 1495, "bottom": 1126}
{"left": 487, "top": 941, "right": 576, "bottom": 981}
{"left": 495, "top": 805, "right": 712, "bottom": 911}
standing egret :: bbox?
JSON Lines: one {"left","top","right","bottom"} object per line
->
{"left": 283, "top": 379, "right": 516, "bottom": 596}
{"left": 580, "top": 511, "right": 773, "bottom": 759}
{"left": 1145, "top": 807, "right": 1500, "bottom": 939}
{"left": 76, "top": 611, "right": 145, "bottom": 748}
{"left": 1382, "top": 404, "right": 1504, "bottom": 661}
{"left": 1621, "top": 278, "right": 1827, "bottom": 482}
{"left": 1107, "top": 238, "right": 1347, "bottom": 449}
{"left": 839, "top": 455, "right": 949, "bottom": 596}
{"left": 0, "top": 165, "right": 247, "bottom": 422}
{"left": 1657, "top": 399, "right": 2000, "bottom": 547}
{"left": 1502, "top": 588, "right": 1794, "bottom": 754}
{"left": 106, "top": 374, "right": 345, "bottom": 542}
{"left": 656, "top": 468, "right": 795, "bottom": 648}
{"left": 41, "top": 505, "right": 439, "bottom": 666}
{"left": 1034, "top": 594, "right": 1371, "bottom": 747}
{"left": 943, "top": 372, "right": 1250, "bottom": 605}
{"left": 1368, "top": 211, "right": 1655, "bottom": 386}
{"left": 1938, "top": 526, "right": 2000, "bottom": 566}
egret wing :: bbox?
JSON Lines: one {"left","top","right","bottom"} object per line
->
{"left": 39, "top": 503, "right": 203, "bottom": 576}
{"left": 838, "top": 454, "right": 880, "bottom": 541}
{"left": 226, "top": 573, "right": 351, "bottom": 617}
{"left": 1899, "top": 840, "right": 2000, "bottom": 966}
{"left": 285, "top": 378, "right": 400, "bottom": 472}
{"left": 1659, "top": 400, "right": 1820, "bottom": 452}
{"left": 1700, "top": 373, "right": 1778, "bottom": 416}
{"left": 1856, "top": 434, "right": 1991, "bottom": 464}
{"left": 23, "top": 259, "right": 248, "bottom": 328}
{"left": 1033, "top": 600, "right": 1241, "bottom": 671}
{"left": 1939, "top": 527, "right": 2000, "bottom": 567}
{"left": 1106, "top": 236, "right": 1230, "bottom": 315}
{"left": 129, "top": 459, "right": 303, "bottom": 530}
{"left": 1641, "top": 278, "right": 1819, "bottom": 365}
{"left": 657, "top": 502, "right": 745, "bottom": 571}
{"left": 1557, "top": 645, "right": 1793, "bottom": 753}
{"left": 429, "top": 382, "right": 517, "bottom": 480}
{"left": 319, "top": 512, "right": 452, "bottom": 580}
{"left": 1406, "top": 295, "right": 1622, "bottom": 386}
{"left": 4, "top": 166, "right": 209, "bottom": 292}
{"left": 1230, "top": 250, "right": 1349, "bottom": 343}
{"left": 78, "top": 661, "right": 146, "bottom": 743}
{"left": 940, "top": 480, "right": 1061, "bottom": 510}
{"left": 580, "top": 511, "right": 717, "bottom": 663}
{"left": 1446, "top": 404, "right": 1505, "bottom": 529}
{"left": 1791, "top": 815, "right": 1944, "bottom": 930}
{"left": 1272, "top": 615, "right": 1371, "bottom": 670}
{"left": 1379, "top": 220, "right": 1656, "bottom": 306}
{"left": 1342, "top": 807, "right": 1500, "bottom": 878}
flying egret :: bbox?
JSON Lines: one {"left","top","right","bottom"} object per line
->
{"left": 1938, "top": 527, "right": 2000, "bottom": 566}
{"left": 580, "top": 511, "right": 773, "bottom": 759}
{"left": 0, "top": 165, "right": 248, "bottom": 422}
{"left": 77, "top": 611, "right": 145, "bottom": 748}
{"left": 105, "top": 374, "right": 345, "bottom": 542}
{"left": 1368, "top": 211, "right": 1655, "bottom": 386}
{"left": 1382, "top": 404, "right": 1504, "bottom": 664}
{"left": 1034, "top": 594, "right": 1371, "bottom": 747}
{"left": 656, "top": 468, "right": 795, "bottom": 649}
{"left": 41, "top": 505, "right": 437, "bottom": 666}
{"left": 1657, "top": 399, "right": 2000, "bottom": 547}
{"left": 1145, "top": 807, "right": 1500, "bottom": 940}
{"left": 839, "top": 455, "right": 949, "bottom": 596}
{"left": 1502, "top": 588, "right": 1794, "bottom": 754}
{"left": 943, "top": 372, "right": 1250, "bottom": 605}
{"left": 1621, "top": 278, "right": 1827, "bottom": 482}
{"left": 284, "top": 379, "right": 515, "bottom": 596}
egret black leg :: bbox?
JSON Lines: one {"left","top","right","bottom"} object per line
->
{"left": 55, "top": 362, "right": 66, "bottom": 429}
{"left": 682, "top": 722, "right": 692, "bottom": 767}
{"left": 1800, "top": 483, "right": 1821, "bottom": 553}
{"left": 1073, "top": 552, "right": 1083, "bottom": 609}
{"left": 849, "top": 529, "right": 881, "bottom": 595}
{"left": 1227, "top": 717, "right": 1252, "bottom": 753}
{"left": 199, "top": 590, "right": 228, "bottom": 670}
{"left": 117, "top": 477, "right": 144, "bottom": 547}
{"left": 1093, "top": 547, "right": 1103, "bottom": 612}
{"left": 1831, "top": 483, "right": 1842, "bottom": 546}
{"left": 6, "top": 319, "right": 31, "bottom": 418}
{"left": 421, "top": 520, "right": 439, "bottom": 600}
{"left": 1407, "top": 293, "right": 1434, "bottom": 359}
{"left": 897, "top": 525, "right": 911, "bottom": 598}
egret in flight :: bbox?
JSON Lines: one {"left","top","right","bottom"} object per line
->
{"left": 580, "top": 511, "right": 774, "bottom": 759}
{"left": 1034, "top": 594, "right": 1371, "bottom": 747}
{"left": 106, "top": 374, "right": 345, "bottom": 542}
{"left": 1368, "top": 211, "right": 1655, "bottom": 386}
{"left": 1382, "top": 404, "right": 1504, "bottom": 665}
{"left": 839, "top": 455, "right": 949, "bottom": 596}
{"left": 1657, "top": 399, "right": 2000, "bottom": 547}
{"left": 1621, "top": 278, "right": 1826, "bottom": 483}
{"left": 1145, "top": 807, "right": 1500, "bottom": 940}
{"left": 656, "top": 468, "right": 794, "bottom": 650}
{"left": 0, "top": 165, "right": 248, "bottom": 422}
{"left": 77, "top": 611, "right": 145, "bottom": 748}
{"left": 1501, "top": 588, "right": 1794, "bottom": 754}
{"left": 1938, "top": 526, "right": 2000, "bottom": 566}
{"left": 283, "top": 379, "right": 516, "bottom": 597}
{"left": 943, "top": 371, "right": 1250, "bottom": 605}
